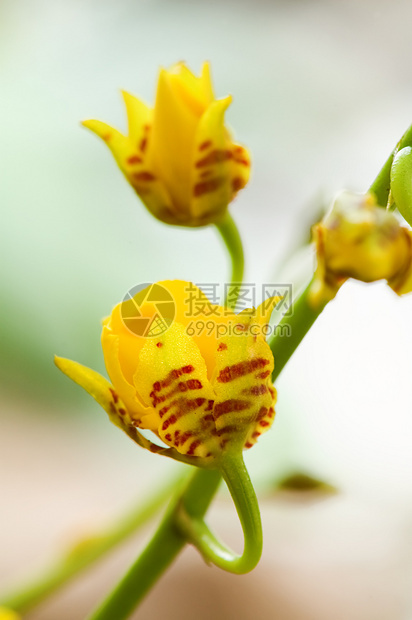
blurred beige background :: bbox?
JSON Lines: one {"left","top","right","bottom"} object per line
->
{"left": 2, "top": 0, "right": 412, "bottom": 618}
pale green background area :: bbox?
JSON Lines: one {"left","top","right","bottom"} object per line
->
{"left": 2, "top": 1, "right": 412, "bottom": 617}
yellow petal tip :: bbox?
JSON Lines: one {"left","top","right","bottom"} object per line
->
{"left": 81, "top": 119, "right": 115, "bottom": 142}
{"left": 219, "top": 94, "right": 233, "bottom": 109}
{"left": 81, "top": 118, "right": 94, "bottom": 129}
{"left": 120, "top": 89, "right": 133, "bottom": 103}
{"left": 54, "top": 354, "right": 65, "bottom": 369}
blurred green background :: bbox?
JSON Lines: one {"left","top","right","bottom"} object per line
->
{"left": 2, "top": 0, "right": 412, "bottom": 618}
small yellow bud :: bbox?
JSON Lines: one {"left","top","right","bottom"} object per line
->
{"left": 310, "top": 191, "right": 412, "bottom": 305}
{"left": 83, "top": 63, "right": 250, "bottom": 227}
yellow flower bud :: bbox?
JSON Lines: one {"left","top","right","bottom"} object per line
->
{"left": 310, "top": 191, "right": 412, "bottom": 305}
{"left": 56, "top": 282, "right": 276, "bottom": 462}
{"left": 83, "top": 63, "right": 251, "bottom": 227}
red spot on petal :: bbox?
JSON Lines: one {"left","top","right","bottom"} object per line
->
{"left": 178, "top": 431, "right": 193, "bottom": 446}
{"left": 217, "top": 358, "right": 269, "bottom": 383}
{"left": 232, "top": 177, "right": 244, "bottom": 192}
{"left": 217, "top": 343, "right": 228, "bottom": 351}
{"left": 249, "top": 385, "right": 268, "bottom": 396}
{"left": 151, "top": 393, "right": 166, "bottom": 406}
{"left": 139, "top": 137, "right": 148, "bottom": 152}
{"left": 214, "top": 399, "right": 249, "bottom": 418}
{"left": 193, "top": 177, "right": 223, "bottom": 197}
{"left": 109, "top": 388, "right": 119, "bottom": 403}
{"left": 235, "top": 323, "right": 248, "bottom": 331}
{"left": 257, "top": 406, "right": 269, "bottom": 420}
{"left": 196, "top": 149, "right": 232, "bottom": 168}
{"left": 152, "top": 365, "right": 195, "bottom": 396}
{"left": 156, "top": 342, "right": 163, "bottom": 348}
{"left": 127, "top": 154, "right": 143, "bottom": 165}
{"left": 199, "top": 140, "right": 212, "bottom": 151}
{"left": 159, "top": 406, "right": 169, "bottom": 418}
{"left": 175, "top": 379, "right": 202, "bottom": 392}
{"left": 233, "top": 148, "right": 250, "bottom": 166}
{"left": 133, "top": 171, "right": 155, "bottom": 182}
{"left": 187, "top": 379, "right": 202, "bottom": 389}
{"left": 162, "top": 414, "right": 177, "bottom": 431}
{"left": 187, "top": 439, "right": 201, "bottom": 455}
{"left": 216, "top": 424, "right": 238, "bottom": 436}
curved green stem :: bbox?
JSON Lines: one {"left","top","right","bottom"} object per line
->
{"left": 269, "top": 281, "right": 328, "bottom": 381}
{"left": 87, "top": 467, "right": 222, "bottom": 620}
{"left": 175, "top": 452, "right": 262, "bottom": 574}
{"left": 369, "top": 123, "right": 412, "bottom": 207}
{"left": 0, "top": 472, "right": 184, "bottom": 614}
{"left": 215, "top": 211, "right": 245, "bottom": 309}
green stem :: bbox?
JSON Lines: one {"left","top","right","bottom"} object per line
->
{"left": 87, "top": 467, "right": 221, "bottom": 620}
{"left": 389, "top": 146, "right": 412, "bottom": 226}
{"left": 269, "top": 282, "right": 328, "bottom": 381}
{"left": 215, "top": 211, "right": 245, "bottom": 308}
{"left": 368, "top": 123, "right": 412, "bottom": 207}
{"left": 176, "top": 452, "right": 262, "bottom": 574}
{"left": 0, "top": 472, "right": 183, "bottom": 614}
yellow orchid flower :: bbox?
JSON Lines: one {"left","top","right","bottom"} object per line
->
{"left": 56, "top": 281, "right": 276, "bottom": 463}
{"left": 83, "top": 63, "right": 251, "bottom": 227}
{"left": 310, "top": 191, "right": 412, "bottom": 305}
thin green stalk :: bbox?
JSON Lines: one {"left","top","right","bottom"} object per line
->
{"left": 269, "top": 282, "right": 328, "bottom": 381}
{"left": 87, "top": 467, "right": 222, "bottom": 620}
{"left": 368, "top": 123, "right": 412, "bottom": 207}
{"left": 215, "top": 211, "right": 245, "bottom": 308}
{"left": 0, "top": 472, "right": 184, "bottom": 614}
{"left": 176, "top": 452, "right": 262, "bottom": 574}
